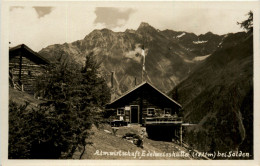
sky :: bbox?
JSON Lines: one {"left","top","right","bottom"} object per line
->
{"left": 8, "top": 2, "right": 254, "bottom": 51}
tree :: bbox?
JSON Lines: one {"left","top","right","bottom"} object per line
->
{"left": 9, "top": 53, "right": 111, "bottom": 159}
{"left": 237, "top": 11, "right": 253, "bottom": 33}
{"left": 9, "top": 100, "right": 80, "bottom": 159}
{"left": 9, "top": 101, "right": 32, "bottom": 159}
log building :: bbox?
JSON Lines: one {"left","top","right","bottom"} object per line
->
{"left": 9, "top": 44, "right": 50, "bottom": 95}
{"left": 106, "top": 81, "right": 182, "bottom": 124}
{"left": 106, "top": 81, "right": 184, "bottom": 141}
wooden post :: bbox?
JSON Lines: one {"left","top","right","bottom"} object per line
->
{"left": 180, "top": 125, "right": 182, "bottom": 147}
{"left": 141, "top": 67, "right": 143, "bottom": 83}
{"left": 111, "top": 71, "right": 114, "bottom": 88}
{"left": 139, "top": 87, "right": 143, "bottom": 124}
{"left": 19, "top": 50, "right": 22, "bottom": 80}
{"left": 21, "top": 84, "right": 24, "bottom": 92}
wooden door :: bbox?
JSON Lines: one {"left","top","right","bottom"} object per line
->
{"left": 130, "top": 105, "right": 139, "bottom": 123}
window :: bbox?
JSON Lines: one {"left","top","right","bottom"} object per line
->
{"left": 28, "top": 70, "right": 31, "bottom": 76}
{"left": 117, "top": 108, "right": 125, "bottom": 115}
{"left": 164, "top": 108, "right": 172, "bottom": 116}
{"left": 147, "top": 108, "right": 155, "bottom": 116}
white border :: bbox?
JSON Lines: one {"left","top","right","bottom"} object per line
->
{"left": 1, "top": 1, "right": 260, "bottom": 166}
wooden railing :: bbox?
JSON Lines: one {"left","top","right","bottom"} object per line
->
{"left": 145, "top": 117, "right": 183, "bottom": 124}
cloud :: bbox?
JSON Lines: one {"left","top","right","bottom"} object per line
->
{"left": 33, "top": 7, "right": 54, "bottom": 18}
{"left": 10, "top": 6, "right": 24, "bottom": 11}
{"left": 94, "top": 7, "right": 135, "bottom": 28}
{"left": 124, "top": 44, "right": 148, "bottom": 63}
{"left": 9, "top": 6, "right": 104, "bottom": 51}
{"left": 110, "top": 6, "right": 251, "bottom": 35}
{"left": 8, "top": 2, "right": 254, "bottom": 52}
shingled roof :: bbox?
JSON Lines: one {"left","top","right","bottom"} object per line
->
{"left": 9, "top": 44, "right": 50, "bottom": 65}
{"left": 109, "top": 81, "right": 182, "bottom": 107}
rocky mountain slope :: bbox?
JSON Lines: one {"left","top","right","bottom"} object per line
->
{"left": 38, "top": 22, "right": 224, "bottom": 98}
{"left": 37, "top": 21, "right": 253, "bottom": 158}
{"left": 170, "top": 32, "right": 253, "bottom": 158}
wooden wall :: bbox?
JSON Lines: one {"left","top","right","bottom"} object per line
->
{"left": 9, "top": 49, "right": 48, "bottom": 95}
{"left": 9, "top": 52, "right": 22, "bottom": 82}
{"left": 106, "top": 83, "right": 181, "bottom": 124}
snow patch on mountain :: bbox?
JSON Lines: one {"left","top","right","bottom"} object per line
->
{"left": 217, "top": 34, "right": 229, "bottom": 48}
{"left": 176, "top": 33, "right": 186, "bottom": 38}
{"left": 177, "top": 53, "right": 194, "bottom": 63}
{"left": 218, "top": 41, "right": 223, "bottom": 48}
{"left": 193, "top": 54, "right": 211, "bottom": 61}
{"left": 193, "top": 40, "right": 208, "bottom": 44}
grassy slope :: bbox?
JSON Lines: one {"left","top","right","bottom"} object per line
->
{"left": 171, "top": 33, "right": 253, "bottom": 157}
{"left": 73, "top": 124, "right": 195, "bottom": 160}
{"left": 9, "top": 88, "right": 43, "bottom": 109}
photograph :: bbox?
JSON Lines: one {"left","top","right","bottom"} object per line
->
{"left": 1, "top": 1, "right": 260, "bottom": 165}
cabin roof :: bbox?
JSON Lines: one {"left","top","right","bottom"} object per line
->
{"left": 109, "top": 81, "right": 182, "bottom": 107}
{"left": 9, "top": 44, "right": 50, "bottom": 64}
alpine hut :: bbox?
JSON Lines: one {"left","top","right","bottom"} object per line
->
{"left": 9, "top": 44, "right": 50, "bottom": 95}
{"left": 106, "top": 81, "right": 182, "bottom": 125}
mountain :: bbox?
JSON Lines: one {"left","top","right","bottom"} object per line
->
{"left": 170, "top": 32, "right": 253, "bottom": 158}
{"left": 160, "top": 30, "right": 224, "bottom": 56}
{"left": 37, "top": 22, "right": 253, "bottom": 157}
{"left": 39, "top": 22, "right": 224, "bottom": 98}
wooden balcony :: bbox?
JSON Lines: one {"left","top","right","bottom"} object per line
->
{"left": 145, "top": 116, "right": 183, "bottom": 125}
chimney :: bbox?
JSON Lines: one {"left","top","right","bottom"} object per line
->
{"left": 111, "top": 71, "right": 114, "bottom": 88}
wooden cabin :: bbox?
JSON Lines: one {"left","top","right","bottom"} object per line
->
{"left": 9, "top": 44, "right": 50, "bottom": 95}
{"left": 106, "top": 82, "right": 182, "bottom": 125}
